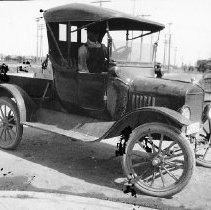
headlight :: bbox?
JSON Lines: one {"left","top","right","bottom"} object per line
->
{"left": 180, "top": 106, "right": 191, "bottom": 120}
{"left": 208, "top": 107, "right": 211, "bottom": 119}
{"left": 202, "top": 104, "right": 211, "bottom": 122}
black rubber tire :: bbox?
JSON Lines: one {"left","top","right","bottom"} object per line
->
{"left": 195, "top": 142, "right": 211, "bottom": 167}
{"left": 0, "top": 97, "right": 23, "bottom": 150}
{"left": 195, "top": 119, "right": 211, "bottom": 168}
{"left": 122, "top": 122, "right": 195, "bottom": 197}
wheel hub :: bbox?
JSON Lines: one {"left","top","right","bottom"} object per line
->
{"left": 2, "top": 119, "right": 8, "bottom": 127}
{"left": 152, "top": 157, "right": 162, "bottom": 166}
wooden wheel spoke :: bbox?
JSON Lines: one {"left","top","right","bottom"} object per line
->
{"left": 132, "top": 160, "right": 151, "bottom": 168}
{"left": 4, "top": 105, "right": 7, "bottom": 118}
{"left": 3, "top": 128, "right": 7, "bottom": 141}
{"left": 7, "top": 127, "right": 16, "bottom": 137}
{"left": 158, "top": 134, "right": 164, "bottom": 153}
{"left": 164, "top": 160, "right": 182, "bottom": 167}
{"left": 159, "top": 168, "right": 165, "bottom": 187}
{"left": 0, "top": 106, "right": 5, "bottom": 118}
{"left": 0, "top": 115, "right": 4, "bottom": 121}
{"left": 6, "top": 128, "right": 12, "bottom": 140}
{"left": 140, "top": 166, "right": 154, "bottom": 182}
{"left": 164, "top": 163, "right": 184, "bottom": 172}
{"left": 131, "top": 152, "right": 152, "bottom": 159}
{"left": 162, "top": 166, "right": 179, "bottom": 181}
{"left": 143, "top": 174, "right": 152, "bottom": 182}
{"left": 150, "top": 170, "right": 156, "bottom": 186}
{"left": 163, "top": 141, "right": 177, "bottom": 153}
{"left": 166, "top": 152, "right": 184, "bottom": 160}
{"left": 0, "top": 127, "right": 5, "bottom": 139}
{"left": 148, "top": 133, "right": 157, "bottom": 153}
{"left": 8, "top": 117, "right": 15, "bottom": 123}
{"left": 151, "top": 143, "right": 159, "bottom": 152}
{"left": 137, "top": 166, "right": 152, "bottom": 180}
{"left": 8, "top": 110, "right": 12, "bottom": 117}
{"left": 7, "top": 123, "right": 15, "bottom": 127}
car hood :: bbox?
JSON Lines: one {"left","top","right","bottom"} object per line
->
{"left": 162, "top": 72, "right": 203, "bottom": 83}
{"left": 130, "top": 77, "right": 194, "bottom": 97}
{"left": 116, "top": 69, "right": 196, "bottom": 97}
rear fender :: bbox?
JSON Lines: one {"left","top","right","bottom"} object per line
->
{"left": 0, "top": 84, "right": 37, "bottom": 122}
{"left": 102, "top": 106, "right": 190, "bottom": 139}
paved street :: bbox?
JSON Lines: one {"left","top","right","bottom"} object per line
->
{"left": 0, "top": 127, "right": 210, "bottom": 210}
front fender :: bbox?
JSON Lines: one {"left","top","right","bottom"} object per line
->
{"left": 0, "top": 83, "right": 37, "bottom": 122}
{"left": 102, "top": 106, "right": 190, "bottom": 139}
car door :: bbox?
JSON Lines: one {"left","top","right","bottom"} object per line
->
{"left": 77, "top": 72, "right": 108, "bottom": 110}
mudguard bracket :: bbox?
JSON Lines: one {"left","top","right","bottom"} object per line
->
{"left": 115, "top": 126, "right": 132, "bottom": 156}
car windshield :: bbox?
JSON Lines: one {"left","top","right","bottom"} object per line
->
{"left": 102, "top": 30, "right": 154, "bottom": 63}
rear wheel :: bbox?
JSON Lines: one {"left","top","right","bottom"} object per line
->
{"left": 122, "top": 123, "right": 195, "bottom": 197}
{"left": 0, "top": 97, "right": 23, "bottom": 149}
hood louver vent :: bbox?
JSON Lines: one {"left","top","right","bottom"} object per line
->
{"left": 132, "top": 94, "right": 155, "bottom": 109}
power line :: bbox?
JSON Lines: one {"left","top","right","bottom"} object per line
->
{"left": 91, "top": 0, "right": 111, "bottom": 7}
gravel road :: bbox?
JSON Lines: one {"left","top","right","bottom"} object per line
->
{"left": 0, "top": 127, "right": 210, "bottom": 210}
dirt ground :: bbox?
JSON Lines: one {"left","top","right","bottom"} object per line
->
{"left": 0, "top": 127, "right": 210, "bottom": 210}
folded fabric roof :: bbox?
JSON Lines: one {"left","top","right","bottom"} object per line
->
{"left": 44, "top": 3, "right": 165, "bottom": 32}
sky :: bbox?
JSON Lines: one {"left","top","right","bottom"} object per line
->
{"left": 0, "top": 0, "right": 211, "bottom": 66}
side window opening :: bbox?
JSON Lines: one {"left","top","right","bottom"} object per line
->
{"left": 49, "top": 23, "right": 87, "bottom": 70}
{"left": 70, "top": 26, "right": 77, "bottom": 43}
{"left": 59, "top": 24, "right": 67, "bottom": 42}
{"left": 69, "top": 26, "right": 83, "bottom": 71}
{"left": 81, "top": 28, "right": 87, "bottom": 43}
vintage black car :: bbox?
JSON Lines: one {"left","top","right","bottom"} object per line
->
{"left": 0, "top": 3, "right": 210, "bottom": 197}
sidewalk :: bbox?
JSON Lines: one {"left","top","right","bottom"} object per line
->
{"left": 0, "top": 191, "right": 155, "bottom": 210}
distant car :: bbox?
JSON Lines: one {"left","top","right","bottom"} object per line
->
{"left": 0, "top": 3, "right": 210, "bottom": 197}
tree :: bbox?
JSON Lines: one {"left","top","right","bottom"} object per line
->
{"left": 4, "top": 55, "right": 11, "bottom": 62}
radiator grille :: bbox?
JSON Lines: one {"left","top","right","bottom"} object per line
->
{"left": 132, "top": 94, "right": 155, "bottom": 109}
{"left": 186, "top": 93, "right": 203, "bottom": 122}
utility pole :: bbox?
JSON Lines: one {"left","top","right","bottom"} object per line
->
{"left": 181, "top": 56, "right": 184, "bottom": 69}
{"left": 168, "top": 23, "right": 172, "bottom": 71}
{"left": 35, "top": 17, "right": 43, "bottom": 63}
{"left": 91, "top": 0, "right": 111, "bottom": 7}
{"left": 39, "top": 24, "right": 45, "bottom": 62}
{"left": 139, "top": 14, "right": 151, "bottom": 62}
{"left": 128, "top": 0, "right": 136, "bottom": 61}
{"left": 174, "top": 47, "right": 177, "bottom": 67}
{"left": 150, "top": 34, "right": 153, "bottom": 61}
{"left": 163, "top": 34, "right": 168, "bottom": 68}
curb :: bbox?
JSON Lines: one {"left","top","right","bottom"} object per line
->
{"left": 0, "top": 191, "right": 155, "bottom": 210}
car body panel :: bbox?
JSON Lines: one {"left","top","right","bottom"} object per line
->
{"left": 0, "top": 3, "right": 205, "bottom": 139}
{"left": 0, "top": 83, "right": 37, "bottom": 122}
{"left": 23, "top": 106, "right": 190, "bottom": 142}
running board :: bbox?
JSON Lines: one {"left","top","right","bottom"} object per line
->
{"left": 23, "top": 108, "right": 115, "bottom": 142}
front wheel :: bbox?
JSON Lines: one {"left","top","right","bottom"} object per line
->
{"left": 194, "top": 119, "right": 211, "bottom": 168}
{"left": 0, "top": 97, "right": 23, "bottom": 150}
{"left": 122, "top": 123, "right": 195, "bottom": 197}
